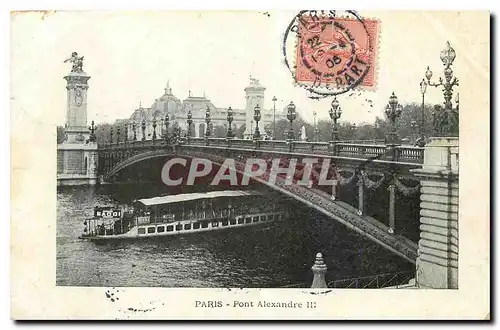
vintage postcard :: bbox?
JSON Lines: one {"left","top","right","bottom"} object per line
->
{"left": 10, "top": 10, "right": 489, "bottom": 320}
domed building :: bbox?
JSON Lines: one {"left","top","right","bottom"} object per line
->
{"left": 122, "top": 78, "right": 287, "bottom": 140}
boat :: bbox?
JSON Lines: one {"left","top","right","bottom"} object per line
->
{"left": 78, "top": 190, "right": 285, "bottom": 241}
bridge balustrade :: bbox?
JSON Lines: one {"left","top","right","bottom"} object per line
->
{"left": 395, "top": 146, "right": 424, "bottom": 163}
{"left": 98, "top": 137, "right": 424, "bottom": 164}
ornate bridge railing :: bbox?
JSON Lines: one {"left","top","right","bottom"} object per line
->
{"left": 98, "top": 137, "right": 424, "bottom": 164}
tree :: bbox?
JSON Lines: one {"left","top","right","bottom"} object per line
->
{"left": 95, "top": 123, "right": 112, "bottom": 144}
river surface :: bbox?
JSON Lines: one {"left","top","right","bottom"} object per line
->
{"left": 57, "top": 183, "right": 413, "bottom": 287}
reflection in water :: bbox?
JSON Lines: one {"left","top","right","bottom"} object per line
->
{"left": 56, "top": 183, "right": 413, "bottom": 287}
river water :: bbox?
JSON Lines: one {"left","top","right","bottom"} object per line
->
{"left": 56, "top": 183, "right": 413, "bottom": 287}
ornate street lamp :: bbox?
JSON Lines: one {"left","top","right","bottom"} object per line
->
{"left": 141, "top": 119, "right": 146, "bottom": 141}
{"left": 186, "top": 109, "right": 192, "bottom": 139}
{"left": 385, "top": 92, "right": 403, "bottom": 146}
{"left": 313, "top": 111, "right": 318, "bottom": 142}
{"left": 88, "top": 120, "right": 96, "bottom": 142}
{"left": 286, "top": 101, "right": 297, "bottom": 140}
{"left": 160, "top": 117, "right": 164, "bottom": 139}
{"left": 410, "top": 119, "right": 418, "bottom": 145}
{"left": 253, "top": 104, "right": 261, "bottom": 140}
{"left": 272, "top": 96, "right": 277, "bottom": 139}
{"left": 226, "top": 106, "right": 234, "bottom": 138}
{"left": 164, "top": 113, "right": 170, "bottom": 141}
{"left": 116, "top": 125, "right": 121, "bottom": 145}
{"left": 152, "top": 115, "right": 157, "bottom": 141}
{"left": 419, "top": 79, "right": 428, "bottom": 144}
{"left": 205, "top": 105, "right": 211, "bottom": 138}
{"left": 132, "top": 121, "right": 137, "bottom": 141}
{"left": 124, "top": 123, "right": 128, "bottom": 143}
{"left": 110, "top": 125, "right": 113, "bottom": 145}
{"left": 329, "top": 97, "right": 342, "bottom": 142}
{"left": 424, "top": 41, "right": 459, "bottom": 136}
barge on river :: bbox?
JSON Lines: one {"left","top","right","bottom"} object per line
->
{"left": 79, "top": 190, "right": 285, "bottom": 241}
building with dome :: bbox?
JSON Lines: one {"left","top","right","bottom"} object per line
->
{"left": 121, "top": 78, "right": 288, "bottom": 140}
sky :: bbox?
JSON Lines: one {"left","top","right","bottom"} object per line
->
{"left": 11, "top": 10, "right": 488, "bottom": 126}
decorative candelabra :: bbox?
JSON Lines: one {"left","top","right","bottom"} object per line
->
{"left": 226, "top": 106, "right": 234, "bottom": 138}
{"left": 419, "top": 79, "right": 427, "bottom": 145}
{"left": 152, "top": 115, "right": 157, "bottom": 141}
{"left": 164, "top": 113, "right": 170, "bottom": 141}
{"left": 286, "top": 101, "right": 296, "bottom": 140}
{"left": 186, "top": 109, "right": 193, "bottom": 139}
{"left": 88, "top": 120, "right": 96, "bottom": 142}
{"left": 160, "top": 117, "right": 164, "bottom": 139}
{"left": 313, "top": 111, "right": 319, "bottom": 142}
{"left": 253, "top": 104, "right": 261, "bottom": 140}
{"left": 272, "top": 96, "right": 277, "bottom": 140}
{"left": 205, "top": 105, "right": 211, "bottom": 138}
{"left": 424, "top": 41, "right": 459, "bottom": 137}
{"left": 329, "top": 97, "right": 342, "bottom": 143}
{"left": 385, "top": 92, "right": 403, "bottom": 146}
{"left": 410, "top": 119, "right": 418, "bottom": 145}
{"left": 141, "top": 119, "right": 146, "bottom": 141}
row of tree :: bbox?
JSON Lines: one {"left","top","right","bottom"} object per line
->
{"left": 57, "top": 102, "right": 454, "bottom": 145}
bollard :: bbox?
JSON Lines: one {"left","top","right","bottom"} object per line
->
{"left": 311, "top": 252, "right": 328, "bottom": 288}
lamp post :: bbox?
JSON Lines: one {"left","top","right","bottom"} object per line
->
{"left": 110, "top": 125, "right": 113, "bottom": 145}
{"left": 88, "top": 120, "right": 96, "bottom": 143}
{"left": 424, "top": 41, "right": 459, "bottom": 136}
{"left": 132, "top": 122, "right": 137, "bottom": 141}
{"left": 152, "top": 115, "right": 157, "bottom": 141}
{"left": 329, "top": 97, "right": 342, "bottom": 154}
{"left": 124, "top": 123, "right": 128, "bottom": 144}
{"left": 226, "top": 106, "right": 234, "bottom": 138}
{"left": 272, "top": 96, "right": 277, "bottom": 140}
{"left": 419, "top": 79, "right": 427, "bottom": 144}
{"left": 385, "top": 92, "right": 403, "bottom": 146}
{"left": 141, "top": 119, "right": 146, "bottom": 141}
{"left": 253, "top": 104, "right": 261, "bottom": 140}
{"left": 205, "top": 105, "right": 211, "bottom": 139}
{"left": 410, "top": 119, "right": 418, "bottom": 145}
{"left": 286, "top": 101, "right": 296, "bottom": 140}
{"left": 186, "top": 109, "right": 192, "bottom": 140}
{"left": 164, "top": 113, "right": 170, "bottom": 141}
{"left": 313, "top": 111, "right": 318, "bottom": 142}
{"left": 160, "top": 117, "right": 164, "bottom": 139}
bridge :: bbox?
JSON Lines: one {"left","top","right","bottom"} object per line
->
{"left": 60, "top": 40, "right": 459, "bottom": 289}
{"left": 97, "top": 136, "right": 425, "bottom": 264}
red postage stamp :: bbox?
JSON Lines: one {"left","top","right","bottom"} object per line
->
{"left": 294, "top": 15, "right": 379, "bottom": 91}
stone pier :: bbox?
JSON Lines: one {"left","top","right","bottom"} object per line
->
{"left": 412, "top": 137, "right": 459, "bottom": 289}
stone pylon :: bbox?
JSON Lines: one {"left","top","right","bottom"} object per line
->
{"left": 412, "top": 137, "right": 459, "bottom": 288}
{"left": 57, "top": 53, "right": 98, "bottom": 186}
{"left": 64, "top": 69, "right": 91, "bottom": 143}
